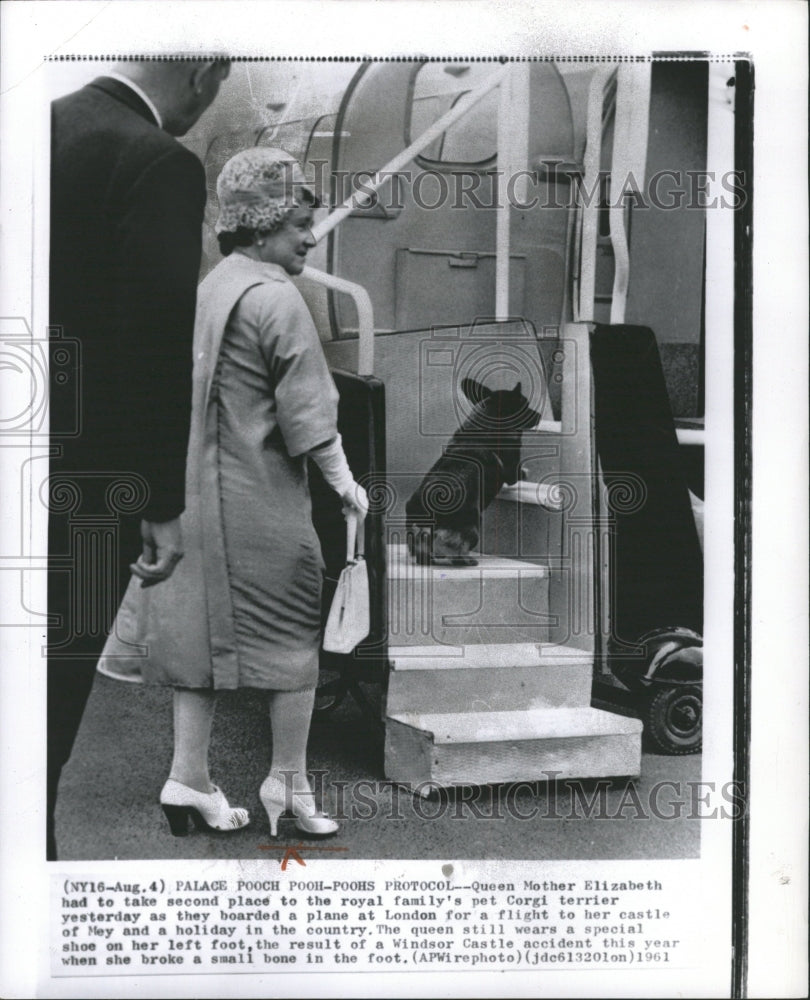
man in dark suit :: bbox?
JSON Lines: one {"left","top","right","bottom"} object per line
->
{"left": 48, "top": 59, "right": 230, "bottom": 859}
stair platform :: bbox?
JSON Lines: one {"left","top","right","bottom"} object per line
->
{"left": 387, "top": 544, "right": 551, "bottom": 646}
{"left": 383, "top": 544, "right": 643, "bottom": 790}
{"left": 388, "top": 642, "right": 590, "bottom": 670}
{"left": 385, "top": 707, "right": 643, "bottom": 788}
{"left": 386, "top": 642, "right": 593, "bottom": 714}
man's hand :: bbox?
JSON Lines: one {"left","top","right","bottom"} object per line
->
{"left": 130, "top": 518, "right": 184, "bottom": 588}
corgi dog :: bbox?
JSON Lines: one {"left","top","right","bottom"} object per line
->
{"left": 406, "top": 378, "right": 541, "bottom": 565}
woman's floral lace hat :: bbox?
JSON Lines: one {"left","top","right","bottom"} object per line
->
{"left": 215, "top": 147, "right": 318, "bottom": 234}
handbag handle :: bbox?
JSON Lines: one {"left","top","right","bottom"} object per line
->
{"left": 345, "top": 510, "right": 365, "bottom": 563}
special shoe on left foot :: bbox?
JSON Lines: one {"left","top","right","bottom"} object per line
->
{"left": 259, "top": 775, "right": 339, "bottom": 838}
{"left": 160, "top": 779, "right": 250, "bottom": 837}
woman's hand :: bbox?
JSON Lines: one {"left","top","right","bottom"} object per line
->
{"left": 130, "top": 518, "right": 184, "bottom": 588}
{"left": 341, "top": 481, "right": 369, "bottom": 520}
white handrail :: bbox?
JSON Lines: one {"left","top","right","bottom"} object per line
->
{"left": 311, "top": 66, "right": 508, "bottom": 245}
{"left": 676, "top": 427, "right": 705, "bottom": 447}
{"left": 607, "top": 207, "right": 630, "bottom": 325}
{"left": 301, "top": 265, "right": 375, "bottom": 376}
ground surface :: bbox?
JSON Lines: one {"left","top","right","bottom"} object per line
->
{"left": 56, "top": 675, "right": 702, "bottom": 861}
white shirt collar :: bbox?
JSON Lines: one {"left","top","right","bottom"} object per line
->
{"left": 106, "top": 72, "right": 163, "bottom": 129}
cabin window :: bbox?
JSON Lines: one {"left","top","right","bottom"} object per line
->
{"left": 408, "top": 63, "right": 498, "bottom": 166}
{"left": 204, "top": 130, "right": 262, "bottom": 183}
{"left": 304, "top": 114, "right": 340, "bottom": 202}
{"left": 256, "top": 120, "right": 309, "bottom": 164}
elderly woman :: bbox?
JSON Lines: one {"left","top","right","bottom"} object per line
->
{"left": 100, "top": 148, "right": 367, "bottom": 838}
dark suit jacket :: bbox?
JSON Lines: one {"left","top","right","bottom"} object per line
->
{"left": 50, "top": 76, "right": 206, "bottom": 522}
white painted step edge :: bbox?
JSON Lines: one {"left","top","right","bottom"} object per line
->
{"left": 496, "top": 480, "right": 565, "bottom": 510}
{"left": 387, "top": 544, "right": 549, "bottom": 580}
{"left": 388, "top": 707, "right": 644, "bottom": 744}
{"left": 388, "top": 642, "right": 593, "bottom": 671}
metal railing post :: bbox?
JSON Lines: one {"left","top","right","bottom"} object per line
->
{"left": 495, "top": 67, "right": 513, "bottom": 320}
{"left": 578, "top": 68, "right": 614, "bottom": 323}
{"left": 609, "top": 63, "right": 651, "bottom": 325}
{"left": 301, "top": 266, "right": 375, "bottom": 376}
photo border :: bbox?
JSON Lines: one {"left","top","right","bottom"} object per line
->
{"left": 1, "top": 4, "right": 806, "bottom": 998}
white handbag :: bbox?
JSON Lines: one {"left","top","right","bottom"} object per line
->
{"left": 322, "top": 512, "right": 370, "bottom": 654}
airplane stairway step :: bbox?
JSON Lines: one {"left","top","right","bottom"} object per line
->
{"left": 385, "top": 707, "right": 643, "bottom": 789}
{"left": 387, "top": 543, "right": 550, "bottom": 647}
{"left": 386, "top": 642, "right": 593, "bottom": 715}
{"left": 383, "top": 543, "right": 643, "bottom": 788}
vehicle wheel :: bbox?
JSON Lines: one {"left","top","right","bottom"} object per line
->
{"left": 644, "top": 685, "right": 702, "bottom": 755}
{"left": 313, "top": 669, "right": 346, "bottom": 715}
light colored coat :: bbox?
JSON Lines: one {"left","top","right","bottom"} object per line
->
{"left": 98, "top": 255, "right": 339, "bottom": 689}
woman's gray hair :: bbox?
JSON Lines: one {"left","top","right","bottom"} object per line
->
{"left": 214, "top": 147, "right": 318, "bottom": 236}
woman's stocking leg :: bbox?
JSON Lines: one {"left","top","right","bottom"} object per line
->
{"left": 168, "top": 688, "right": 216, "bottom": 793}
{"left": 267, "top": 686, "right": 316, "bottom": 795}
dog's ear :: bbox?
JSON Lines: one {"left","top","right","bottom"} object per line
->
{"left": 510, "top": 381, "right": 542, "bottom": 425}
{"left": 461, "top": 378, "right": 491, "bottom": 405}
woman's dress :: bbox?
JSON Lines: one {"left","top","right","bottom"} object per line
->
{"left": 98, "top": 254, "right": 340, "bottom": 690}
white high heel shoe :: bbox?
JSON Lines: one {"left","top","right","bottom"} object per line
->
{"left": 160, "top": 779, "right": 250, "bottom": 836}
{"left": 259, "top": 775, "right": 339, "bottom": 838}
